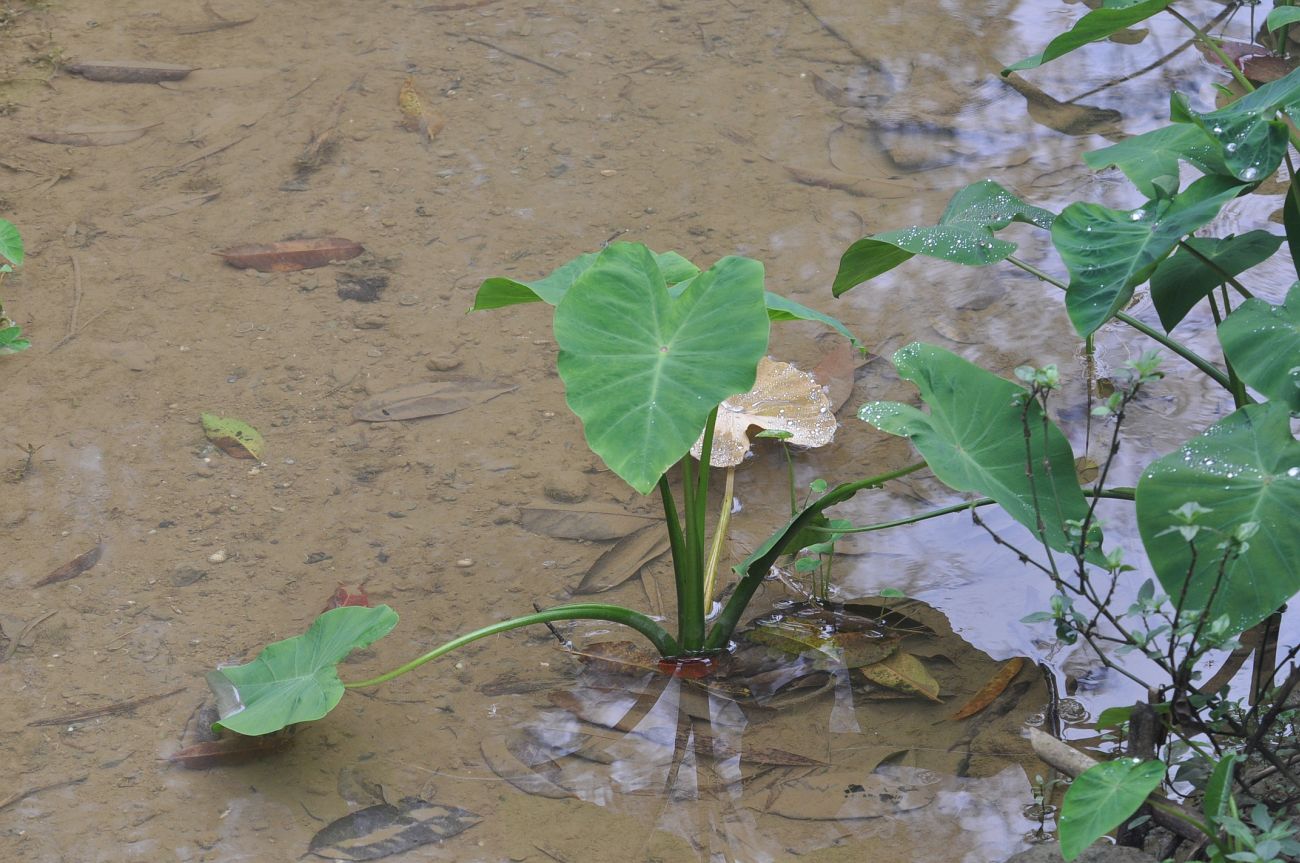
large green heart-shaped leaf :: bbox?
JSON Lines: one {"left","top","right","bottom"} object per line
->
{"left": 555, "top": 243, "right": 769, "bottom": 494}
{"left": 1150, "top": 231, "right": 1283, "bottom": 332}
{"left": 1083, "top": 124, "right": 1229, "bottom": 199}
{"left": 833, "top": 181, "right": 1054, "bottom": 296}
{"left": 1218, "top": 283, "right": 1300, "bottom": 412}
{"left": 0, "top": 219, "right": 22, "bottom": 267}
{"left": 1137, "top": 402, "right": 1300, "bottom": 634}
{"left": 472, "top": 249, "right": 699, "bottom": 309}
{"left": 1170, "top": 93, "right": 1291, "bottom": 185}
{"left": 1054, "top": 175, "right": 1245, "bottom": 337}
{"left": 859, "top": 343, "right": 1100, "bottom": 561}
{"left": 1058, "top": 759, "right": 1166, "bottom": 861}
{"left": 209, "top": 605, "right": 399, "bottom": 736}
{"left": 1004, "top": 0, "right": 1173, "bottom": 73}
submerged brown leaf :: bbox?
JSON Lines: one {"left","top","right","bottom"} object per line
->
{"left": 693, "top": 357, "right": 836, "bottom": 466}
{"left": 351, "top": 380, "right": 516, "bottom": 421}
{"left": 169, "top": 731, "right": 295, "bottom": 768}
{"left": 576, "top": 523, "right": 670, "bottom": 593}
{"left": 218, "top": 237, "right": 363, "bottom": 272}
{"left": 811, "top": 341, "right": 857, "bottom": 414}
{"left": 746, "top": 617, "right": 900, "bottom": 670}
{"left": 309, "top": 796, "right": 481, "bottom": 859}
{"left": 860, "top": 652, "right": 942, "bottom": 702}
{"left": 66, "top": 59, "right": 194, "bottom": 82}
{"left": 30, "top": 123, "right": 159, "bottom": 147}
{"left": 951, "top": 657, "right": 1025, "bottom": 720}
{"left": 35, "top": 540, "right": 105, "bottom": 587}
{"left": 518, "top": 504, "right": 659, "bottom": 541}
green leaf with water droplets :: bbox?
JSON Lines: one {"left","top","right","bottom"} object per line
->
{"left": 555, "top": 243, "right": 769, "bottom": 495}
{"left": 1083, "top": 124, "right": 1228, "bottom": 198}
{"left": 1170, "top": 89, "right": 1292, "bottom": 185}
{"left": 832, "top": 181, "right": 1054, "bottom": 296}
{"left": 472, "top": 249, "right": 700, "bottom": 309}
{"left": 1137, "top": 401, "right": 1300, "bottom": 635}
{"left": 1053, "top": 174, "right": 1246, "bottom": 337}
{"left": 1218, "top": 282, "right": 1300, "bottom": 412}
{"left": 859, "top": 342, "right": 1103, "bottom": 563}
{"left": 1058, "top": 759, "right": 1166, "bottom": 861}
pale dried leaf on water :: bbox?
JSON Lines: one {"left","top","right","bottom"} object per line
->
{"left": 169, "top": 731, "right": 295, "bottom": 769}
{"left": 518, "top": 503, "right": 659, "bottom": 541}
{"left": 201, "top": 413, "right": 265, "bottom": 460}
{"left": 576, "top": 522, "right": 670, "bottom": 593}
{"left": 351, "top": 380, "right": 516, "bottom": 421}
{"left": 126, "top": 190, "right": 219, "bottom": 222}
{"left": 66, "top": 59, "right": 194, "bottom": 82}
{"left": 755, "top": 766, "right": 942, "bottom": 821}
{"left": 860, "top": 651, "right": 942, "bottom": 702}
{"left": 951, "top": 657, "right": 1025, "bottom": 720}
{"left": 218, "top": 237, "right": 363, "bottom": 272}
{"left": 35, "top": 540, "right": 105, "bottom": 587}
{"left": 692, "top": 357, "right": 836, "bottom": 467}
{"left": 308, "top": 797, "right": 481, "bottom": 860}
{"left": 30, "top": 123, "right": 159, "bottom": 147}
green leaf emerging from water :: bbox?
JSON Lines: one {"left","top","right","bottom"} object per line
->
{"left": 1059, "top": 759, "right": 1165, "bottom": 860}
{"left": 1150, "top": 232, "right": 1282, "bottom": 332}
{"left": 210, "top": 605, "right": 399, "bottom": 736}
{"left": 1217, "top": 282, "right": 1300, "bottom": 412}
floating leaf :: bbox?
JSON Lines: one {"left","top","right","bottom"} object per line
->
{"left": 29, "top": 123, "right": 159, "bottom": 146}
{"left": 576, "top": 522, "right": 670, "bottom": 593}
{"left": 1054, "top": 175, "right": 1246, "bottom": 337}
{"left": 1058, "top": 759, "right": 1165, "bottom": 860}
{"left": 351, "top": 380, "right": 516, "bottom": 421}
{"left": 1137, "top": 402, "right": 1300, "bottom": 635}
{"left": 1150, "top": 232, "right": 1283, "bottom": 331}
{"left": 832, "top": 181, "right": 1055, "bottom": 296}
{"left": 554, "top": 243, "right": 770, "bottom": 494}
{"left": 66, "top": 59, "right": 194, "bottom": 82}
{"left": 860, "top": 652, "right": 942, "bottom": 702}
{"left": 951, "top": 657, "right": 1025, "bottom": 719}
{"left": 169, "top": 731, "right": 296, "bottom": 769}
{"left": 308, "top": 797, "right": 481, "bottom": 860}
{"left": 518, "top": 503, "right": 659, "bottom": 541}
{"left": 1005, "top": 0, "right": 1174, "bottom": 73}
{"left": 691, "top": 357, "right": 836, "bottom": 467}
{"left": 201, "top": 413, "right": 265, "bottom": 460}
{"left": 208, "top": 605, "right": 399, "bottom": 736}
{"left": 35, "top": 540, "right": 105, "bottom": 587}
{"left": 1217, "top": 282, "right": 1300, "bottom": 412}
{"left": 860, "top": 343, "right": 1102, "bottom": 563}
{"left": 218, "top": 237, "right": 363, "bottom": 272}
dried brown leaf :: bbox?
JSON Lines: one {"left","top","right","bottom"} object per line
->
{"left": 860, "top": 652, "right": 942, "bottom": 702}
{"left": 169, "top": 731, "right": 295, "bottom": 768}
{"left": 218, "top": 237, "right": 363, "bottom": 272}
{"left": 351, "top": 380, "right": 515, "bottom": 421}
{"left": 518, "top": 504, "right": 658, "bottom": 541}
{"left": 951, "top": 657, "right": 1025, "bottom": 720}
{"left": 576, "top": 523, "right": 670, "bottom": 594}
{"left": 66, "top": 60, "right": 194, "bottom": 82}
{"left": 35, "top": 540, "right": 105, "bottom": 587}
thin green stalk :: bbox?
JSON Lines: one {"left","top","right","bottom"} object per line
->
{"left": 703, "top": 461, "right": 926, "bottom": 652}
{"left": 1005, "top": 255, "right": 1235, "bottom": 392}
{"left": 701, "top": 466, "right": 735, "bottom": 605}
{"left": 1167, "top": 6, "right": 1256, "bottom": 94}
{"left": 344, "top": 604, "right": 679, "bottom": 687}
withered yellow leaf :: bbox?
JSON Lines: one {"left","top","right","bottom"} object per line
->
{"left": 861, "top": 652, "right": 942, "bottom": 702}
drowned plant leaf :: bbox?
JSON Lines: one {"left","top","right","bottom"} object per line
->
{"left": 207, "top": 605, "right": 399, "bottom": 736}
{"left": 66, "top": 59, "right": 194, "bottom": 82}
{"left": 29, "top": 123, "right": 159, "bottom": 146}
{"left": 169, "top": 730, "right": 296, "bottom": 769}
{"left": 691, "top": 357, "right": 836, "bottom": 466}
{"left": 747, "top": 617, "right": 900, "bottom": 669}
{"left": 860, "top": 652, "right": 942, "bottom": 701}
{"left": 201, "top": 413, "right": 265, "bottom": 460}
{"left": 518, "top": 503, "right": 659, "bottom": 541}
{"left": 811, "top": 340, "right": 857, "bottom": 414}
{"left": 576, "top": 522, "right": 670, "bottom": 593}
{"left": 951, "top": 657, "right": 1025, "bottom": 719}
{"left": 218, "top": 237, "right": 363, "bottom": 272}
{"left": 309, "top": 797, "right": 481, "bottom": 861}
{"left": 35, "top": 540, "right": 105, "bottom": 587}
{"left": 351, "top": 380, "right": 516, "bottom": 421}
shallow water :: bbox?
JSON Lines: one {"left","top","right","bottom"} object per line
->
{"left": 2, "top": 1, "right": 1294, "bottom": 860}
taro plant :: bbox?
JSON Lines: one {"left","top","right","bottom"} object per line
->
{"left": 203, "top": 241, "right": 881, "bottom": 737}
{"left": 768, "top": 2, "right": 1300, "bottom": 858}
{"left": 0, "top": 218, "right": 28, "bottom": 354}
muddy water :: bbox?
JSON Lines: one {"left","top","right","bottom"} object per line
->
{"left": 1, "top": 1, "right": 1288, "bottom": 861}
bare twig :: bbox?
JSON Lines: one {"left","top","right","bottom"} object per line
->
{"left": 451, "top": 33, "right": 569, "bottom": 76}
{"left": 27, "top": 687, "right": 186, "bottom": 727}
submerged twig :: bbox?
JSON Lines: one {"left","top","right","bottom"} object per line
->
{"left": 27, "top": 686, "right": 186, "bottom": 727}
{"left": 0, "top": 775, "right": 87, "bottom": 812}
